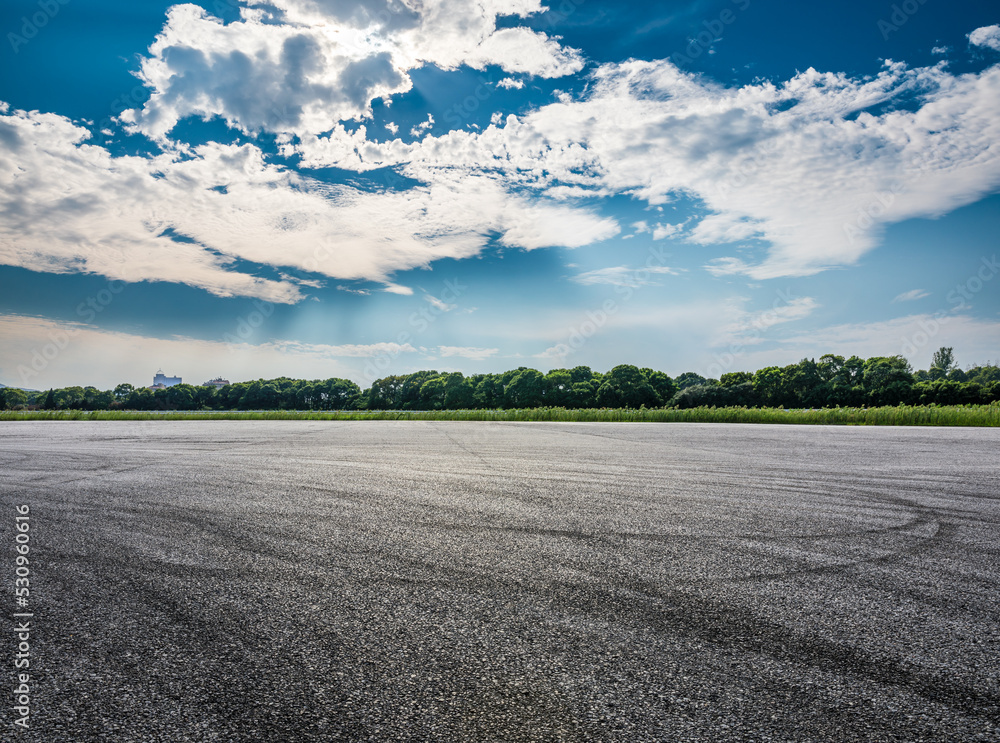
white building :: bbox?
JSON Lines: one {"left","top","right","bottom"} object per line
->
{"left": 152, "top": 370, "right": 182, "bottom": 387}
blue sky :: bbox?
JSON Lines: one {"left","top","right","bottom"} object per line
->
{"left": 1, "top": 0, "right": 999, "bottom": 389}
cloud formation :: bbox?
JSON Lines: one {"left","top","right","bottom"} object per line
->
{"left": 969, "top": 25, "right": 1000, "bottom": 52}
{"left": 122, "top": 1, "right": 582, "bottom": 141}
{"left": 5, "top": 6, "right": 1000, "bottom": 305}
{"left": 0, "top": 105, "right": 616, "bottom": 301}
{"left": 294, "top": 56, "right": 1000, "bottom": 279}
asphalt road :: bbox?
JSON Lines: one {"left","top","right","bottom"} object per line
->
{"left": 1, "top": 421, "right": 998, "bottom": 742}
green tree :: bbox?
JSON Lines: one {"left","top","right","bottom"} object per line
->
{"left": 595, "top": 365, "right": 659, "bottom": 408}
{"left": 504, "top": 369, "right": 545, "bottom": 408}
{"left": 368, "top": 375, "right": 405, "bottom": 410}
{"left": 862, "top": 356, "right": 914, "bottom": 406}
{"left": 4, "top": 388, "right": 27, "bottom": 409}
{"left": 193, "top": 385, "right": 218, "bottom": 410}
{"left": 719, "top": 371, "right": 753, "bottom": 388}
{"left": 323, "top": 378, "right": 362, "bottom": 410}
{"left": 642, "top": 368, "right": 676, "bottom": 405}
{"left": 472, "top": 374, "right": 504, "bottom": 409}
{"left": 544, "top": 369, "right": 574, "bottom": 407}
{"left": 784, "top": 359, "right": 823, "bottom": 407}
{"left": 399, "top": 371, "right": 440, "bottom": 410}
{"left": 165, "top": 383, "right": 198, "bottom": 410}
{"left": 113, "top": 383, "right": 135, "bottom": 402}
{"left": 752, "top": 367, "right": 785, "bottom": 407}
{"left": 418, "top": 376, "right": 447, "bottom": 409}
{"left": 947, "top": 367, "right": 968, "bottom": 383}
{"left": 674, "top": 372, "right": 708, "bottom": 390}
{"left": 931, "top": 347, "right": 955, "bottom": 375}
{"left": 442, "top": 373, "right": 474, "bottom": 409}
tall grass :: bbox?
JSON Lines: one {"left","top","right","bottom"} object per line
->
{"left": 2, "top": 404, "right": 998, "bottom": 426}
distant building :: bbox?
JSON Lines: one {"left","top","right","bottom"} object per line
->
{"left": 202, "top": 377, "right": 230, "bottom": 389}
{"left": 152, "top": 370, "right": 182, "bottom": 388}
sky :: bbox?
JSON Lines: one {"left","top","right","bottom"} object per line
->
{"left": 1, "top": 0, "right": 999, "bottom": 390}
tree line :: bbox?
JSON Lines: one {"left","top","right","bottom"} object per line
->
{"left": 3, "top": 348, "right": 998, "bottom": 412}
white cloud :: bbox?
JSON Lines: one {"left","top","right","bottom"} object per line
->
{"left": 0, "top": 109, "right": 304, "bottom": 303}
{"left": 892, "top": 289, "right": 930, "bottom": 303}
{"left": 534, "top": 344, "right": 567, "bottom": 360}
{"left": 652, "top": 222, "right": 682, "bottom": 240}
{"left": 0, "top": 314, "right": 417, "bottom": 389}
{"left": 497, "top": 77, "right": 525, "bottom": 89}
{"left": 409, "top": 113, "right": 434, "bottom": 138}
{"left": 0, "top": 106, "right": 617, "bottom": 300}
{"left": 572, "top": 265, "right": 676, "bottom": 288}
{"left": 438, "top": 345, "right": 498, "bottom": 360}
{"left": 298, "top": 54, "right": 1000, "bottom": 280}
{"left": 123, "top": 1, "right": 581, "bottom": 142}
{"left": 931, "top": 46, "right": 949, "bottom": 55}
{"left": 11, "top": 15, "right": 1000, "bottom": 297}
{"left": 497, "top": 201, "right": 619, "bottom": 249}
{"left": 969, "top": 25, "right": 1000, "bottom": 52}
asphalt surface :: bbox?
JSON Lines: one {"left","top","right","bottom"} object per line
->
{"left": 1, "top": 421, "right": 998, "bottom": 742}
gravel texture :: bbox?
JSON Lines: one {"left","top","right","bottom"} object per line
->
{"left": 1, "top": 421, "right": 998, "bottom": 742}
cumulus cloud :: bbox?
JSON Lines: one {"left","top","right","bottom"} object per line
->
{"left": 497, "top": 77, "right": 525, "bottom": 89}
{"left": 0, "top": 109, "right": 303, "bottom": 303}
{"left": 409, "top": 113, "right": 434, "bottom": 138}
{"left": 294, "top": 54, "right": 1000, "bottom": 279}
{"left": 969, "top": 25, "right": 1000, "bottom": 52}
{"left": 0, "top": 105, "right": 617, "bottom": 300}
{"left": 11, "top": 11, "right": 1000, "bottom": 297}
{"left": 652, "top": 223, "right": 682, "bottom": 240}
{"left": 123, "top": 1, "right": 581, "bottom": 141}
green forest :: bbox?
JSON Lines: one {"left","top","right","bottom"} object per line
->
{"left": 3, "top": 348, "right": 999, "bottom": 413}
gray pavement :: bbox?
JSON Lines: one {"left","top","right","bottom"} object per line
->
{"left": 1, "top": 421, "right": 998, "bottom": 742}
